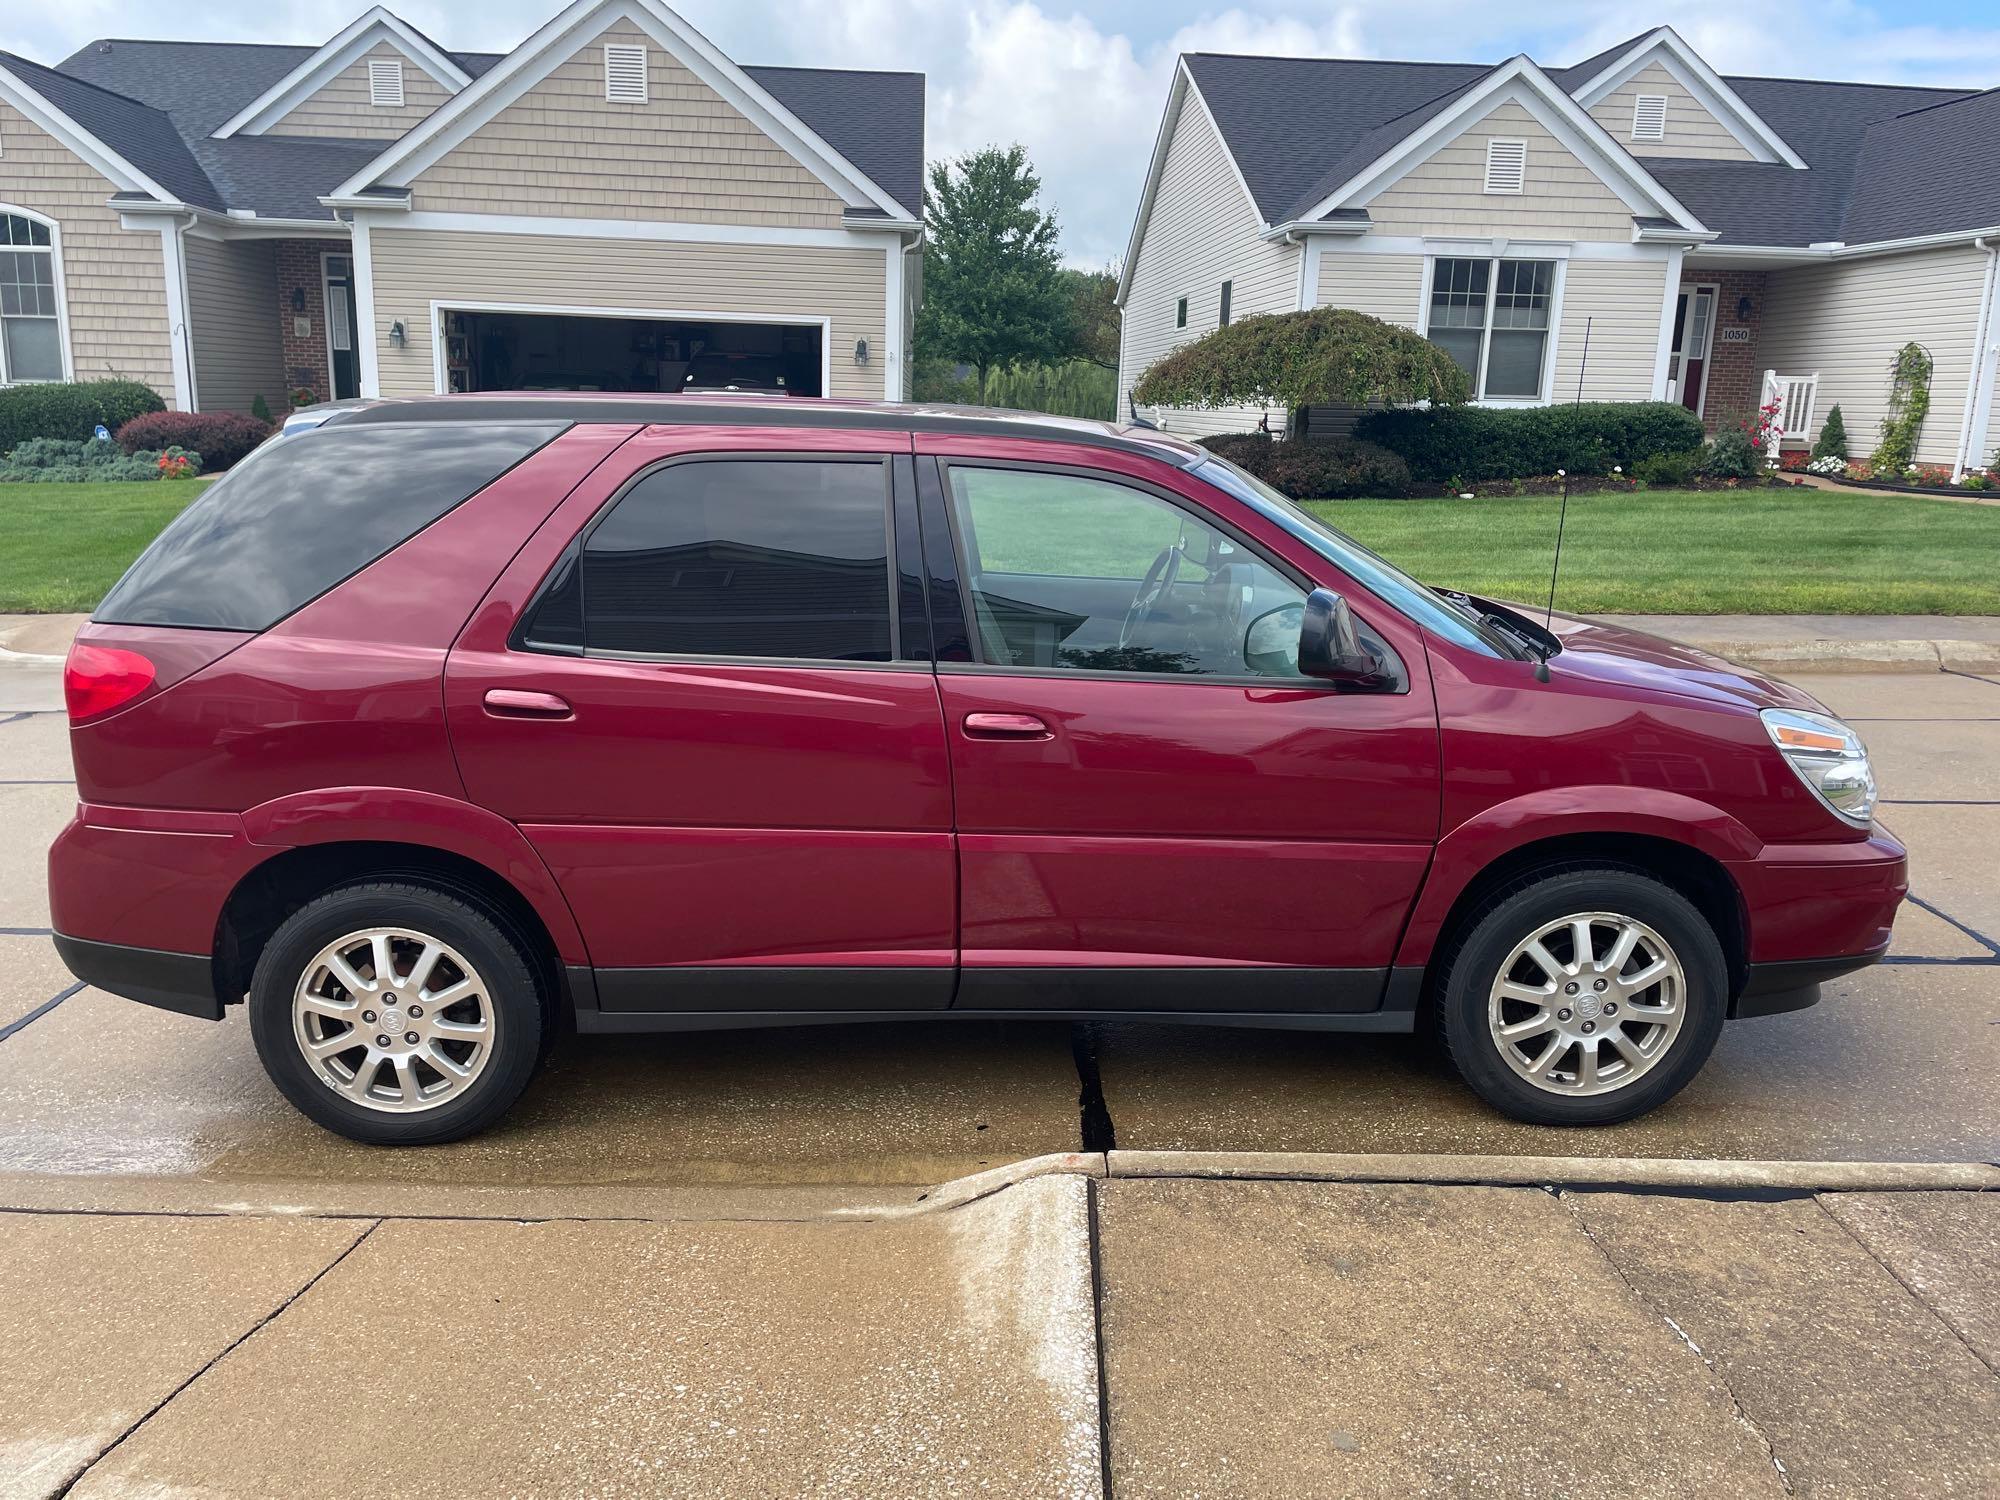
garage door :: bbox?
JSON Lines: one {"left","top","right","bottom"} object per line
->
{"left": 441, "top": 308, "right": 824, "bottom": 396}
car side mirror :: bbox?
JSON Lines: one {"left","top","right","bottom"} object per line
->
{"left": 1297, "top": 589, "right": 1389, "bottom": 687}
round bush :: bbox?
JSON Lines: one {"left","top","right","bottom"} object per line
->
{"left": 0, "top": 379, "right": 165, "bottom": 452}
{"left": 1203, "top": 433, "right": 1412, "bottom": 498}
{"left": 115, "top": 409, "right": 272, "bottom": 471}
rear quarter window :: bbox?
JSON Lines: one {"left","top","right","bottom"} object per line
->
{"left": 95, "top": 422, "right": 566, "bottom": 631}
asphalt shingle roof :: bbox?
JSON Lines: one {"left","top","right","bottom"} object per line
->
{"left": 1182, "top": 48, "right": 1991, "bottom": 247}
{"left": 742, "top": 65, "right": 925, "bottom": 217}
{"left": 37, "top": 36, "right": 923, "bottom": 222}
{"left": 1184, "top": 54, "right": 1490, "bottom": 225}
{"left": 0, "top": 49, "right": 223, "bottom": 209}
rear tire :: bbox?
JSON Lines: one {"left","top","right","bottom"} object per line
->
{"left": 1435, "top": 865, "right": 1726, "bottom": 1126}
{"left": 248, "top": 881, "right": 546, "bottom": 1145}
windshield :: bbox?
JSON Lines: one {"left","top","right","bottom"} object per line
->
{"left": 1191, "top": 454, "right": 1511, "bottom": 657}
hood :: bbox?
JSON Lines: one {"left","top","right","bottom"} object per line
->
{"left": 1536, "top": 610, "right": 1826, "bottom": 716}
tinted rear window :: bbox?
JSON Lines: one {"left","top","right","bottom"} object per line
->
{"left": 559, "top": 458, "right": 894, "bottom": 662}
{"left": 95, "top": 422, "right": 566, "bottom": 631}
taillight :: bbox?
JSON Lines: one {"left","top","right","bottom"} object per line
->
{"left": 64, "top": 643, "right": 156, "bottom": 723}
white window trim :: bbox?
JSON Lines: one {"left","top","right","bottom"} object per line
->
{"left": 1417, "top": 253, "right": 1565, "bottom": 406}
{"left": 0, "top": 204, "right": 74, "bottom": 386}
{"left": 368, "top": 58, "right": 406, "bottom": 109}
{"left": 426, "top": 300, "right": 832, "bottom": 399}
{"left": 604, "top": 44, "right": 650, "bottom": 104}
{"left": 1482, "top": 137, "right": 1528, "bottom": 196}
{"left": 1631, "top": 94, "right": 1668, "bottom": 142}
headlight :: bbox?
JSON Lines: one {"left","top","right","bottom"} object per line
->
{"left": 1761, "top": 708, "right": 1877, "bottom": 827}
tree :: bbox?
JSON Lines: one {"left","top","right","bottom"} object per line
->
{"left": 1132, "top": 307, "right": 1469, "bottom": 430}
{"left": 1062, "top": 265, "right": 1120, "bottom": 371}
{"left": 917, "top": 145, "right": 1070, "bottom": 401}
{"left": 1811, "top": 404, "right": 1848, "bottom": 462}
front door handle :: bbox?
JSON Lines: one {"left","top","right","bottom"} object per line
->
{"left": 483, "top": 688, "right": 574, "bottom": 720}
{"left": 962, "top": 711, "right": 1052, "bottom": 740}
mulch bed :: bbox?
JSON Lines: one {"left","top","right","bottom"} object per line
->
{"left": 1819, "top": 474, "right": 1993, "bottom": 498}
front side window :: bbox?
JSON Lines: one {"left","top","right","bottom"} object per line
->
{"left": 1426, "top": 255, "right": 1555, "bottom": 401}
{"left": 561, "top": 459, "right": 894, "bottom": 662}
{"left": 947, "top": 465, "right": 1308, "bottom": 679}
{"left": 0, "top": 212, "right": 64, "bottom": 383}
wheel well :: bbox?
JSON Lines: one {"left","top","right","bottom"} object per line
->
{"left": 214, "top": 842, "right": 563, "bottom": 1009}
{"left": 1424, "top": 833, "right": 1748, "bottom": 999}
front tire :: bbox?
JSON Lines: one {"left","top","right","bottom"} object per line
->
{"left": 1436, "top": 866, "right": 1726, "bottom": 1126}
{"left": 248, "top": 881, "right": 546, "bottom": 1145}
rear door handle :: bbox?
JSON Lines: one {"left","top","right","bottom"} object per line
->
{"left": 483, "top": 688, "right": 574, "bottom": 720}
{"left": 962, "top": 711, "right": 1052, "bottom": 740}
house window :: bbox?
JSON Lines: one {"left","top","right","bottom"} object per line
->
{"left": 1631, "top": 95, "right": 1668, "bottom": 141}
{"left": 1175, "top": 297, "right": 1187, "bottom": 329}
{"left": 0, "top": 212, "right": 64, "bottom": 383}
{"left": 604, "top": 45, "right": 649, "bottom": 104}
{"left": 367, "top": 58, "right": 405, "bottom": 108}
{"left": 1483, "top": 138, "right": 1527, "bottom": 194}
{"left": 1219, "top": 281, "right": 1233, "bottom": 326}
{"left": 1425, "top": 256, "right": 1556, "bottom": 401}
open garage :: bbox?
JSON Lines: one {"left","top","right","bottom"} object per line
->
{"left": 438, "top": 307, "right": 827, "bottom": 395}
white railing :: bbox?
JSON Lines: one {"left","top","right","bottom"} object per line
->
{"left": 1762, "top": 368, "right": 1819, "bottom": 448}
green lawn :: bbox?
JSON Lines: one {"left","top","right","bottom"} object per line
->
{"left": 4, "top": 476, "right": 1996, "bottom": 618}
{"left": 1311, "top": 487, "right": 2000, "bottom": 615}
{"left": 0, "top": 479, "right": 207, "bottom": 614}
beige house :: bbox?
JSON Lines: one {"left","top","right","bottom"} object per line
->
{"left": 1119, "top": 27, "right": 2000, "bottom": 474}
{"left": 0, "top": 2, "right": 923, "bottom": 413}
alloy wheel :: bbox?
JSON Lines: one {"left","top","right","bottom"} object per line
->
{"left": 1486, "top": 911, "right": 1687, "bottom": 1097}
{"left": 291, "top": 927, "right": 497, "bottom": 1113}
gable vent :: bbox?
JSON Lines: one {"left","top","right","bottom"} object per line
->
{"left": 368, "top": 59, "right": 405, "bottom": 108}
{"left": 1483, "top": 138, "right": 1527, "bottom": 195}
{"left": 604, "top": 45, "right": 649, "bottom": 104}
{"left": 1632, "top": 94, "right": 1668, "bottom": 141}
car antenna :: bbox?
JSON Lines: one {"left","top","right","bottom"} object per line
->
{"left": 1535, "top": 315, "right": 1592, "bottom": 683}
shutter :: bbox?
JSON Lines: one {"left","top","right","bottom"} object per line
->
{"left": 604, "top": 45, "right": 649, "bottom": 104}
{"left": 1483, "top": 138, "right": 1527, "bottom": 194}
{"left": 1632, "top": 95, "right": 1668, "bottom": 141}
{"left": 368, "top": 59, "right": 405, "bottom": 108}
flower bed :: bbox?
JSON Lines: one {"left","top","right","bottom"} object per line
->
{"left": 1819, "top": 459, "right": 1999, "bottom": 496}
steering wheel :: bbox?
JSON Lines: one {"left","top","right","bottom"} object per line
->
{"left": 1118, "top": 543, "right": 1183, "bottom": 649}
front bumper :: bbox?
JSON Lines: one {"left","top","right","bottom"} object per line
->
{"left": 1726, "top": 828, "right": 1907, "bottom": 1019}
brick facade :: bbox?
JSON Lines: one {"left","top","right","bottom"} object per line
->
{"left": 275, "top": 238, "right": 349, "bottom": 406}
{"left": 1679, "top": 268, "right": 1767, "bottom": 437}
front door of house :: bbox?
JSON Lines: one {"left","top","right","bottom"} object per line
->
{"left": 322, "top": 254, "right": 360, "bottom": 401}
{"left": 1668, "top": 285, "right": 1717, "bottom": 416}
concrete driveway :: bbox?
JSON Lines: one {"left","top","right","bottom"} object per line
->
{"left": 2, "top": 652, "right": 1996, "bottom": 1496}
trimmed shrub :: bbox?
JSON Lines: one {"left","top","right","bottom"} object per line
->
{"left": 1700, "top": 427, "right": 1761, "bottom": 481}
{"left": 0, "top": 379, "right": 165, "bottom": 452}
{"left": 251, "top": 394, "right": 274, "bottom": 425}
{"left": 115, "top": 409, "right": 271, "bottom": 471}
{"left": 1633, "top": 449, "right": 1699, "bottom": 488}
{"left": 1203, "top": 433, "right": 1412, "bottom": 498}
{"left": 1352, "top": 401, "right": 1704, "bottom": 483}
{"left": 0, "top": 437, "right": 200, "bottom": 483}
{"left": 1811, "top": 404, "right": 1848, "bottom": 462}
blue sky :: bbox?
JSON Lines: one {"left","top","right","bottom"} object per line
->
{"left": 7, "top": 2, "right": 1996, "bottom": 265}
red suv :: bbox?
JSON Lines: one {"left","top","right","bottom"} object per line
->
{"left": 51, "top": 397, "right": 1905, "bottom": 1144}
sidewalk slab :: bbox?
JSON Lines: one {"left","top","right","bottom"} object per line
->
{"left": 1096, "top": 1178, "right": 1785, "bottom": 1498}
{"left": 66, "top": 1177, "right": 1103, "bottom": 1500}
{"left": 1820, "top": 1191, "right": 2000, "bottom": 1370}
{"left": 1567, "top": 1192, "right": 2000, "bottom": 1497}
{"left": 0, "top": 1212, "right": 369, "bottom": 1499}
{"left": 1807, "top": 671, "right": 2000, "bottom": 720}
